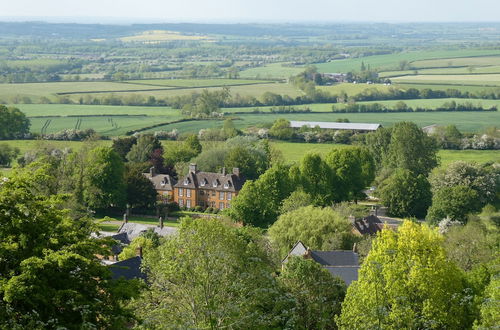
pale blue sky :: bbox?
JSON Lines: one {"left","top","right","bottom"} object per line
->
{"left": 1, "top": 0, "right": 499, "bottom": 23}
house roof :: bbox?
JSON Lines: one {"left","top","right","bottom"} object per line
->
{"left": 290, "top": 121, "right": 381, "bottom": 131}
{"left": 174, "top": 166, "right": 245, "bottom": 192}
{"left": 353, "top": 215, "right": 384, "bottom": 236}
{"left": 109, "top": 256, "right": 146, "bottom": 280}
{"left": 143, "top": 172, "right": 176, "bottom": 191}
{"left": 324, "top": 266, "right": 359, "bottom": 285}
{"left": 310, "top": 250, "right": 359, "bottom": 267}
{"left": 283, "top": 241, "right": 360, "bottom": 286}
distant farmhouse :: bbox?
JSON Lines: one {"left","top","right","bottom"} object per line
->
{"left": 284, "top": 241, "right": 360, "bottom": 286}
{"left": 290, "top": 121, "right": 381, "bottom": 132}
{"left": 144, "top": 164, "right": 245, "bottom": 210}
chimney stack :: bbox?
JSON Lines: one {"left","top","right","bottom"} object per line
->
{"left": 232, "top": 168, "right": 240, "bottom": 177}
{"left": 159, "top": 216, "right": 164, "bottom": 229}
{"left": 123, "top": 213, "right": 128, "bottom": 223}
{"left": 189, "top": 163, "right": 197, "bottom": 173}
{"left": 136, "top": 246, "right": 143, "bottom": 258}
{"left": 222, "top": 167, "right": 226, "bottom": 175}
{"left": 150, "top": 166, "right": 155, "bottom": 177}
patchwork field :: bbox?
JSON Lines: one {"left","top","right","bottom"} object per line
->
{"left": 120, "top": 30, "right": 214, "bottom": 42}
{"left": 239, "top": 63, "right": 305, "bottom": 79}
{"left": 124, "top": 78, "right": 271, "bottom": 87}
{"left": 391, "top": 74, "right": 500, "bottom": 86}
{"left": 144, "top": 110, "right": 499, "bottom": 133}
{"left": 315, "top": 50, "right": 500, "bottom": 73}
{"left": 13, "top": 104, "right": 180, "bottom": 117}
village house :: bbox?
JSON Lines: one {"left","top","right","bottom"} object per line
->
{"left": 144, "top": 164, "right": 245, "bottom": 210}
{"left": 284, "top": 241, "right": 360, "bottom": 286}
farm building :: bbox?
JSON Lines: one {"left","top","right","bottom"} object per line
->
{"left": 290, "top": 121, "right": 381, "bottom": 132}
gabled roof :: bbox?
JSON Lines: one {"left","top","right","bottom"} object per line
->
{"left": 290, "top": 121, "right": 381, "bottom": 131}
{"left": 324, "top": 266, "right": 359, "bottom": 285}
{"left": 174, "top": 168, "right": 245, "bottom": 192}
{"left": 283, "top": 241, "right": 360, "bottom": 286}
{"left": 109, "top": 256, "right": 146, "bottom": 280}
{"left": 310, "top": 250, "right": 359, "bottom": 267}
{"left": 353, "top": 215, "right": 384, "bottom": 236}
{"left": 143, "top": 173, "right": 176, "bottom": 191}
{"left": 117, "top": 222, "right": 178, "bottom": 242}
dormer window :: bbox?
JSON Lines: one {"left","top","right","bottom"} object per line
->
{"left": 200, "top": 178, "right": 208, "bottom": 187}
{"left": 183, "top": 178, "right": 189, "bottom": 185}
{"left": 224, "top": 182, "right": 229, "bottom": 189}
{"left": 212, "top": 180, "right": 218, "bottom": 187}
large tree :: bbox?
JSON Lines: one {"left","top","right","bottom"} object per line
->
{"left": 385, "top": 121, "right": 439, "bottom": 176}
{"left": 133, "top": 218, "right": 290, "bottom": 329}
{"left": 429, "top": 161, "right": 498, "bottom": 206}
{"left": 337, "top": 221, "right": 471, "bottom": 329}
{"left": 426, "top": 185, "right": 482, "bottom": 224}
{"left": 124, "top": 164, "right": 157, "bottom": 209}
{"left": 230, "top": 164, "right": 293, "bottom": 227}
{"left": 377, "top": 168, "right": 432, "bottom": 218}
{"left": 268, "top": 205, "right": 356, "bottom": 257}
{"left": 0, "top": 143, "right": 20, "bottom": 167}
{"left": 0, "top": 105, "right": 30, "bottom": 139}
{"left": 83, "top": 146, "right": 126, "bottom": 209}
{"left": 111, "top": 136, "right": 137, "bottom": 161}
{"left": 126, "top": 134, "right": 162, "bottom": 163}
{"left": 279, "top": 257, "right": 346, "bottom": 330}
{"left": 0, "top": 171, "right": 134, "bottom": 328}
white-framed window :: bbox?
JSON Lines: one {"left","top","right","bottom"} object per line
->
{"left": 199, "top": 190, "right": 205, "bottom": 195}
{"left": 179, "top": 188, "right": 183, "bottom": 197}
{"left": 227, "top": 192, "right": 232, "bottom": 200}
{"left": 219, "top": 202, "right": 224, "bottom": 209}
{"left": 227, "top": 202, "right": 231, "bottom": 208}
{"left": 212, "top": 180, "right": 218, "bottom": 187}
{"left": 211, "top": 190, "right": 216, "bottom": 196}
{"left": 179, "top": 199, "right": 184, "bottom": 207}
{"left": 219, "top": 191, "right": 225, "bottom": 200}
{"left": 186, "top": 189, "right": 191, "bottom": 197}
{"left": 186, "top": 200, "right": 191, "bottom": 208}
{"left": 224, "top": 183, "right": 229, "bottom": 189}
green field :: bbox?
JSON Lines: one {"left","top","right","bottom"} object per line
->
{"left": 13, "top": 104, "right": 180, "bottom": 117}
{"left": 411, "top": 56, "right": 500, "bottom": 69}
{"left": 315, "top": 49, "right": 500, "bottom": 73}
{"left": 317, "top": 83, "right": 395, "bottom": 96}
{"left": 223, "top": 98, "right": 500, "bottom": 113}
{"left": 145, "top": 110, "right": 499, "bottom": 133}
{"left": 125, "top": 78, "right": 271, "bottom": 87}
{"left": 391, "top": 74, "right": 500, "bottom": 86}
{"left": 0, "top": 81, "right": 169, "bottom": 101}
{"left": 380, "top": 65, "right": 500, "bottom": 77}
{"left": 239, "top": 63, "right": 305, "bottom": 79}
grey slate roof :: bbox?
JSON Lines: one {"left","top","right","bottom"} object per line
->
{"left": 109, "top": 256, "right": 146, "bottom": 280}
{"left": 325, "top": 266, "right": 359, "bottom": 285}
{"left": 283, "top": 241, "right": 360, "bottom": 286}
{"left": 175, "top": 165, "right": 245, "bottom": 192}
{"left": 143, "top": 172, "right": 176, "bottom": 191}
{"left": 290, "top": 121, "right": 381, "bottom": 131}
{"left": 310, "top": 250, "right": 359, "bottom": 267}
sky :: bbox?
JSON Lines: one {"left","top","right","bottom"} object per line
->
{"left": 1, "top": 0, "right": 500, "bottom": 23}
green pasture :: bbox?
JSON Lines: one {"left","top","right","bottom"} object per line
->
{"left": 391, "top": 74, "right": 500, "bottom": 86}
{"left": 380, "top": 65, "right": 500, "bottom": 77}
{"left": 317, "top": 83, "right": 395, "bottom": 96}
{"left": 411, "top": 56, "right": 500, "bottom": 69}
{"left": 223, "top": 98, "right": 500, "bottom": 113}
{"left": 29, "top": 115, "right": 180, "bottom": 135}
{"left": 145, "top": 110, "right": 499, "bottom": 133}
{"left": 0, "top": 81, "right": 169, "bottom": 101}
{"left": 124, "top": 78, "right": 271, "bottom": 87}
{"left": 239, "top": 63, "right": 305, "bottom": 79}
{"left": 12, "top": 104, "right": 180, "bottom": 117}
{"left": 315, "top": 49, "right": 500, "bottom": 73}
{"left": 68, "top": 82, "right": 303, "bottom": 101}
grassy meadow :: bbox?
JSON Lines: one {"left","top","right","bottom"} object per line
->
{"left": 239, "top": 63, "right": 305, "bottom": 79}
